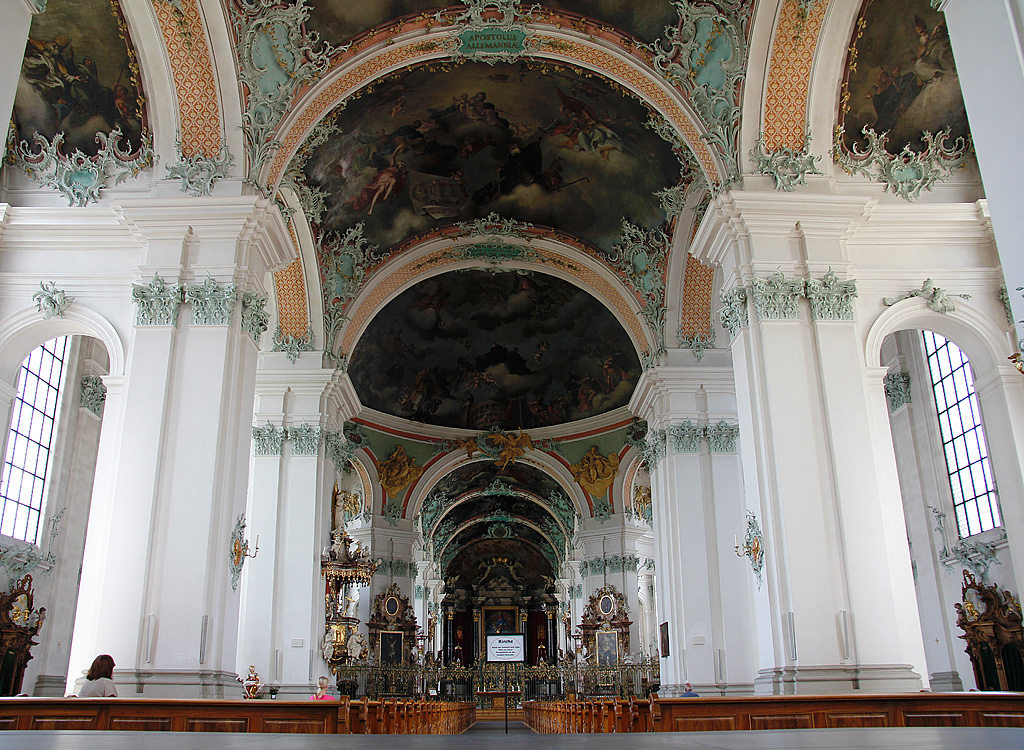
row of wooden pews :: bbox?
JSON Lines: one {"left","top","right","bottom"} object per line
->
{"left": 525, "top": 692, "right": 1024, "bottom": 733}
{"left": 524, "top": 697, "right": 652, "bottom": 733}
{"left": 0, "top": 697, "right": 476, "bottom": 734}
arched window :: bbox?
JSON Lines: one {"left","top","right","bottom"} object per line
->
{"left": 921, "top": 331, "right": 1000, "bottom": 538}
{"left": 0, "top": 336, "right": 70, "bottom": 544}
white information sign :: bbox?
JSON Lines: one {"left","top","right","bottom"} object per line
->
{"left": 486, "top": 634, "right": 525, "bottom": 662}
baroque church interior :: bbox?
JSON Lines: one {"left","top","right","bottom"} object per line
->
{"left": 1, "top": 0, "right": 1024, "bottom": 709}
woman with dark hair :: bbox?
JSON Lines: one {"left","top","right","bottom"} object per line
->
{"left": 78, "top": 654, "right": 117, "bottom": 697}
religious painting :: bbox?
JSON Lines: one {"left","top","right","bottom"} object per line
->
{"left": 380, "top": 631, "right": 403, "bottom": 665}
{"left": 348, "top": 270, "right": 641, "bottom": 429}
{"left": 304, "top": 0, "right": 677, "bottom": 48}
{"left": 484, "top": 607, "right": 518, "bottom": 635}
{"left": 596, "top": 630, "right": 618, "bottom": 667}
{"left": 302, "top": 61, "right": 681, "bottom": 256}
{"left": 13, "top": 0, "right": 146, "bottom": 157}
{"left": 660, "top": 621, "right": 669, "bottom": 658}
{"left": 839, "top": 0, "right": 969, "bottom": 154}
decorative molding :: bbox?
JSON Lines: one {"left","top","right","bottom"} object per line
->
{"left": 609, "top": 219, "right": 669, "bottom": 353}
{"left": 883, "top": 279, "right": 970, "bottom": 315}
{"left": 678, "top": 328, "right": 716, "bottom": 361}
{"left": 165, "top": 141, "right": 233, "bottom": 197}
{"left": 32, "top": 281, "right": 73, "bottom": 320}
{"left": 184, "top": 276, "right": 238, "bottom": 326}
{"left": 132, "top": 273, "right": 183, "bottom": 327}
{"left": 706, "top": 419, "right": 739, "bottom": 453}
{"left": 13, "top": 128, "right": 154, "bottom": 207}
{"left": 0, "top": 510, "right": 62, "bottom": 585}
{"left": 582, "top": 554, "right": 640, "bottom": 577}
{"left": 435, "top": 241, "right": 544, "bottom": 268}
{"left": 381, "top": 499, "right": 403, "bottom": 527}
{"left": 998, "top": 285, "right": 1014, "bottom": 327}
{"left": 647, "top": 0, "right": 751, "bottom": 191}
{"left": 240, "top": 292, "right": 269, "bottom": 343}
{"left": 719, "top": 286, "right": 749, "bottom": 339}
{"left": 642, "top": 429, "right": 667, "bottom": 471}
{"left": 231, "top": 0, "right": 342, "bottom": 189}
{"left": 834, "top": 126, "right": 971, "bottom": 202}
{"left": 592, "top": 496, "right": 613, "bottom": 524}
{"left": 669, "top": 419, "right": 703, "bottom": 453}
{"left": 455, "top": 211, "right": 534, "bottom": 239}
{"left": 884, "top": 372, "right": 912, "bottom": 413}
{"left": 288, "top": 423, "right": 321, "bottom": 456}
{"left": 374, "top": 558, "right": 416, "bottom": 578}
{"left": 272, "top": 325, "right": 315, "bottom": 363}
{"left": 79, "top": 375, "right": 107, "bottom": 417}
{"left": 805, "top": 270, "right": 857, "bottom": 321}
{"left": 252, "top": 421, "right": 285, "bottom": 456}
{"left": 437, "top": 0, "right": 536, "bottom": 65}
{"left": 945, "top": 532, "right": 1005, "bottom": 585}
{"left": 751, "top": 271, "right": 804, "bottom": 320}
{"left": 752, "top": 134, "right": 821, "bottom": 191}
{"left": 647, "top": 115, "right": 705, "bottom": 218}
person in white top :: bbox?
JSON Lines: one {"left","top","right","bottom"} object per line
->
{"left": 78, "top": 654, "right": 117, "bottom": 697}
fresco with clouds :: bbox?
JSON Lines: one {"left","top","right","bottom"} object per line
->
{"left": 348, "top": 270, "right": 640, "bottom": 429}
{"left": 301, "top": 61, "right": 680, "bottom": 254}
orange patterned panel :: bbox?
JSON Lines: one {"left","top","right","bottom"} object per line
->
{"left": 762, "top": 0, "right": 829, "bottom": 152}
{"left": 274, "top": 221, "right": 309, "bottom": 337}
{"left": 267, "top": 34, "right": 721, "bottom": 189}
{"left": 152, "top": 0, "right": 222, "bottom": 157}
{"left": 679, "top": 253, "right": 715, "bottom": 338}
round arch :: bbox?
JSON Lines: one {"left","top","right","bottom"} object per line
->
{"left": 0, "top": 305, "right": 126, "bottom": 385}
{"left": 864, "top": 297, "right": 1010, "bottom": 376}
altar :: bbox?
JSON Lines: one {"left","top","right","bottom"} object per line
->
{"left": 476, "top": 690, "right": 521, "bottom": 710}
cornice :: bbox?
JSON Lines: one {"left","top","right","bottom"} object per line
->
{"left": 629, "top": 365, "right": 736, "bottom": 421}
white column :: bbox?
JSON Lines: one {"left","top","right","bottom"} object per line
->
{"left": 941, "top": 0, "right": 1024, "bottom": 345}
{"left": 697, "top": 194, "right": 927, "bottom": 694}
{"left": 68, "top": 198, "right": 289, "bottom": 697}
{"left": 629, "top": 365, "right": 753, "bottom": 695}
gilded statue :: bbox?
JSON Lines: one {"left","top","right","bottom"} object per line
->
{"left": 570, "top": 445, "right": 620, "bottom": 497}
{"left": 375, "top": 445, "right": 424, "bottom": 498}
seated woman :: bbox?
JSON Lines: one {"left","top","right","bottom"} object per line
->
{"left": 79, "top": 654, "right": 117, "bottom": 697}
{"left": 310, "top": 675, "right": 335, "bottom": 700}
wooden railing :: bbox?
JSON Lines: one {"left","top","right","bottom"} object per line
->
{"left": 525, "top": 693, "right": 1024, "bottom": 733}
{"left": 0, "top": 697, "right": 476, "bottom": 734}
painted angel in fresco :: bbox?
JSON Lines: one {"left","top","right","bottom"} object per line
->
{"left": 547, "top": 88, "right": 626, "bottom": 161}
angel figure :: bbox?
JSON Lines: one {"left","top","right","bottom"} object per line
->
{"left": 488, "top": 428, "right": 533, "bottom": 470}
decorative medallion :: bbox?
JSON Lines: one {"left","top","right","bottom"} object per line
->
{"left": 375, "top": 445, "right": 423, "bottom": 498}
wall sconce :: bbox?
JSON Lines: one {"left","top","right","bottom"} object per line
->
{"left": 734, "top": 510, "right": 765, "bottom": 590}
{"left": 229, "top": 514, "right": 259, "bottom": 591}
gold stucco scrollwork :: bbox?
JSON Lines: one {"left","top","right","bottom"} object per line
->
{"left": 570, "top": 446, "right": 620, "bottom": 498}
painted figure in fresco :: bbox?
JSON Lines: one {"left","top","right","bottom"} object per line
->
{"left": 22, "top": 34, "right": 78, "bottom": 123}
{"left": 913, "top": 15, "right": 953, "bottom": 83}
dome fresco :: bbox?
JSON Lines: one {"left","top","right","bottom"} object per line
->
{"left": 348, "top": 269, "right": 641, "bottom": 428}
{"left": 301, "top": 61, "right": 681, "bottom": 255}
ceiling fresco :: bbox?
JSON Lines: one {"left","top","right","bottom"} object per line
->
{"left": 444, "top": 536, "right": 554, "bottom": 592}
{"left": 303, "top": 0, "right": 677, "bottom": 47}
{"left": 300, "top": 61, "right": 681, "bottom": 254}
{"left": 840, "top": 0, "right": 969, "bottom": 154}
{"left": 13, "top": 0, "right": 146, "bottom": 157}
{"left": 348, "top": 269, "right": 641, "bottom": 428}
